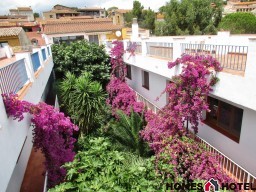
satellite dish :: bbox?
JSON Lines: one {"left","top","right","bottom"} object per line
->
{"left": 115, "top": 31, "right": 121, "bottom": 37}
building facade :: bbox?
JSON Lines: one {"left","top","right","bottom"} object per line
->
{"left": 9, "top": 7, "right": 34, "bottom": 22}
{"left": 104, "top": 29, "right": 256, "bottom": 182}
{"left": 0, "top": 44, "right": 53, "bottom": 192}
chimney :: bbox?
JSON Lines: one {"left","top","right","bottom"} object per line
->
{"left": 132, "top": 18, "right": 139, "bottom": 41}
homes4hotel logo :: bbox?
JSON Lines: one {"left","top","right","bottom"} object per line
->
{"left": 166, "top": 178, "right": 256, "bottom": 191}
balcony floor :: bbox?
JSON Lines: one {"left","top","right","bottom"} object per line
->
{"left": 20, "top": 147, "right": 45, "bottom": 192}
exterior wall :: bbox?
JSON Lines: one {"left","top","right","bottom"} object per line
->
{"left": 126, "top": 65, "right": 167, "bottom": 109}
{"left": 43, "top": 12, "right": 57, "bottom": 19}
{"left": 117, "top": 34, "right": 256, "bottom": 177}
{"left": 106, "top": 32, "right": 122, "bottom": 41}
{"left": 10, "top": 10, "right": 34, "bottom": 21}
{"left": 112, "top": 12, "right": 125, "bottom": 25}
{"left": 0, "top": 47, "right": 53, "bottom": 192}
{"left": 0, "top": 36, "right": 20, "bottom": 47}
{"left": 198, "top": 107, "right": 256, "bottom": 176}
{"left": 45, "top": 32, "right": 117, "bottom": 44}
{"left": 18, "top": 30, "right": 32, "bottom": 46}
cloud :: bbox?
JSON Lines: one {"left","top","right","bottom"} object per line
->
{"left": 0, "top": 0, "right": 168, "bottom": 15}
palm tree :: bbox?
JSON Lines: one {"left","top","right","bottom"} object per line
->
{"left": 108, "top": 109, "right": 152, "bottom": 157}
{"left": 60, "top": 72, "right": 106, "bottom": 135}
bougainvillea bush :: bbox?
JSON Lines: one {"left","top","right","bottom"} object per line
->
{"left": 107, "top": 41, "right": 144, "bottom": 116}
{"left": 141, "top": 54, "right": 223, "bottom": 152}
{"left": 2, "top": 93, "right": 78, "bottom": 187}
{"left": 155, "top": 132, "right": 234, "bottom": 185}
{"left": 106, "top": 77, "right": 144, "bottom": 116}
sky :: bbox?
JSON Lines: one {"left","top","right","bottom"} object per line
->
{"left": 0, "top": 0, "right": 168, "bottom": 15}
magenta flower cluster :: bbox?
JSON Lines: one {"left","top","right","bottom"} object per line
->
{"left": 110, "top": 41, "right": 127, "bottom": 80}
{"left": 156, "top": 133, "right": 235, "bottom": 184}
{"left": 2, "top": 93, "right": 78, "bottom": 187}
{"left": 107, "top": 76, "right": 144, "bottom": 116}
{"left": 107, "top": 41, "right": 144, "bottom": 116}
{"left": 141, "top": 54, "right": 222, "bottom": 151}
{"left": 126, "top": 41, "right": 137, "bottom": 59}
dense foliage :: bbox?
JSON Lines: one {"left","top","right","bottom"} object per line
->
{"left": 124, "top": 1, "right": 155, "bottom": 32}
{"left": 52, "top": 40, "right": 111, "bottom": 87}
{"left": 218, "top": 12, "right": 256, "bottom": 34}
{"left": 141, "top": 54, "right": 222, "bottom": 151}
{"left": 105, "top": 110, "right": 151, "bottom": 157}
{"left": 156, "top": 0, "right": 223, "bottom": 35}
{"left": 59, "top": 72, "right": 106, "bottom": 135}
{"left": 49, "top": 137, "right": 167, "bottom": 192}
{"left": 2, "top": 93, "right": 78, "bottom": 187}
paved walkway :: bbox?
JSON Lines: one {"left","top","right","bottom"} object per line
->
{"left": 20, "top": 148, "right": 46, "bottom": 192}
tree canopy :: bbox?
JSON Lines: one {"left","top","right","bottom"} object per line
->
{"left": 52, "top": 40, "right": 111, "bottom": 87}
{"left": 156, "top": 0, "right": 223, "bottom": 35}
{"left": 124, "top": 1, "right": 155, "bottom": 32}
{"left": 218, "top": 12, "right": 256, "bottom": 34}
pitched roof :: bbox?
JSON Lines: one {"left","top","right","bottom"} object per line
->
{"left": 43, "top": 18, "right": 122, "bottom": 34}
{"left": 0, "top": 27, "right": 23, "bottom": 37}
{"left": 0, "top": 22, "right": 16, "bottom": 27}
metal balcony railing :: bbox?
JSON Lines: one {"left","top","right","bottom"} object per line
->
{"left": 0, "top": 58, "right": 29, "bottom": 94}
{"left": 181, "top": 43, "right": 248, "bottom": 72}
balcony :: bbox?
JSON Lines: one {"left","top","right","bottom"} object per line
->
{"left": 0, "top": 45, "right": 54, "bottom": 192}
{"left": 104, "top": 34, "right": 256, "bottom": 77}
{"left": 0, "top": 45, "right": 52, "bottom": 97}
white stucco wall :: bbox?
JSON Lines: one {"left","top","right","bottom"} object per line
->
{"left": 0, "top": 49, "right": 53, "bottom": 192}
{"left": 121, "top": 35, "right": 256, "bottom": 177}
{"left": 126, "top": 64, "right": 168, "bottom": 109}
{"left": 198, "top": 107, "right": 256, "bottom": 176}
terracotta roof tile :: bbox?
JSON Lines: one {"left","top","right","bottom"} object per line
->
{"left": 44, "top": 18, "right": 122, "bottom": 34}
{"left": 0, "top": 27, "right": 22, "bottom": 37}
{"left": 0, "top": 22, "right": 16, "bottom": 27}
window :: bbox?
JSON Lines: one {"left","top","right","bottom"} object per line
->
{"left": 49, "top": 15, "right": 53, "bottom": 18}
{"left": 142, "top": 71, "right": 149, "bottom": 90}
{"left": 88, "top": 35, "right": 99, "bottom": 45}
{"left": 205, "top": 96, "right": 243, "bottom": 142}
{"left": 126, "top": 64, "right": 132, "bottom": 79}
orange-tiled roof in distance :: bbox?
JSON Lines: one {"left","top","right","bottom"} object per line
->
{"left": 0, "top": 27, "right": 22, "bottom": 37}
{"left": 26, "top": 32, "right": 46, "bottom": 46}
{"left": 233, "top": 1, "right": 256, "bottom": 5}
{"left": 0, "top": 22, "right": 16, "bottom": 27}
{"left": 43, "top": 18, "right": 122, "bottom": 34}
{"left": 59, "top": 16, "right": 93, "bottom": 20}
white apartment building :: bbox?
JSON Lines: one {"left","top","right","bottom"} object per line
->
{"left": 0, "top": 45, "right": 54, "bottom": 192}
{"left": 104, "top": 28, "right": 256, "bottom": 184}
{"left": 9, "top": 7, "right": 35, "bottom": 22}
